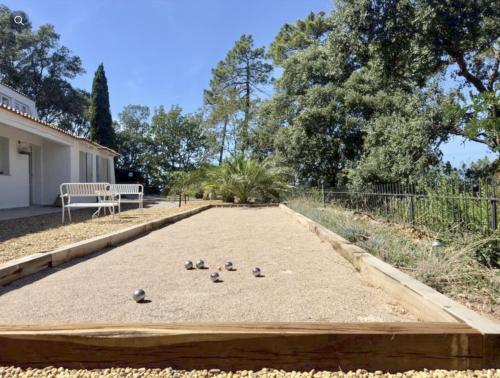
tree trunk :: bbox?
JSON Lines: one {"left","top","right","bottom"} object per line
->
{"left": 219, "top": 117, "right": 228, "bottom": 165}
{"left": 241, "top": 63, "right": 251, "bottom": 155}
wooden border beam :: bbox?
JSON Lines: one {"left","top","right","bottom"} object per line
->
{"left": 0, "top": 323, "right": 490, "bottom": 371}
{"left": 279, "top": 204, "right": 500, "bottom": 333}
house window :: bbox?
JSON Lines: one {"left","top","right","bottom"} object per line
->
{"left": 1, "top": 95, "right": 9, "bottom": 107}
{"left": 0, "top": 137, "right": 9, "bottom": 175}
{"left": 78, "top": 151, "right": 94, "bottom": 182}
{"left": 14, "top": 101, "right": 30, "bottom": 114}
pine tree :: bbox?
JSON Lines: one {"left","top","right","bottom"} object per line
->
{"left": 209, "top": 35, "right": 272, "bottom": 155}
{"left": 89, "top": 63, "right": 115, "bottom": 149}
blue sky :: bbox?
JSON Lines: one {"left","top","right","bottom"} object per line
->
{"left": 3, "top": 0, "right": 497, "bottom": 166}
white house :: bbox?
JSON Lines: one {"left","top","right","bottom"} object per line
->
{"left": 0, "top": 82, "right": 118, "bottom": 209}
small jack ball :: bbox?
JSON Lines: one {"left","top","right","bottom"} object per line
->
{"left": 196, "top": 260, "right": 205, "bottom": 269}
{"left": 133, "top": 289, "right": 145, "bottom": 303}
{"left": 225, "top": 261, "right": 233, "bottom": 271}
{"left": 252, "top": 267, "right": 261, "bottom": 277}
{"left": 184, "top": 260, "right": 193, "bottom": 270}
{"left": 210, "top": 272, "right": 220, "bottom": 282}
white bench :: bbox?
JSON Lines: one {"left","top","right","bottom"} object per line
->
{"left": 107, "top": 184, "right": 144, "bottom": 211}
{"left": 60, "top": 183, "right": 120, "bottom": 223}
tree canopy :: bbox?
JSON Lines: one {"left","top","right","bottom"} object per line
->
{"left": 1, "top": 2, "right": 497, "bottom": 193}
{"left": 0, "top": 5, "right": 89, "bottom": 134}
{"left": 206, "top": 35, "right": 273, "bottom": 155}
{"left": 89, "top": 64, "right": 115, "bottom": 149}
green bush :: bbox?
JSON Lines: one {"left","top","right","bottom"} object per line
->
{"left": 203, "top": 155, "right": 292, "bottom": 203}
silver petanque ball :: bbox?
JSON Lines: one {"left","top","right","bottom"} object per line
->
{"left": 132, "top": 289, "right": 145, "bottom": 303}
{"left": 432, "top": 240, "right": 444, "bottom": 248}
{"left": 252, "top": 267, "right": 261, "bottom": 277}
{"left": 210, "top": 272, "right": 220, "bottom": 282}
{"left": 225, "top": 261, "right": 233, "bottom": 271}
{"left": 196, "top": 259, "right": 205, "bottom": 269}
{"left": 184, "top": 260, "right": 193, "bottom": 270}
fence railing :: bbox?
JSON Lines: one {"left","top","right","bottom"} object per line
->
{"left": 291, "top": 179, "right": 499, "bottom": 235}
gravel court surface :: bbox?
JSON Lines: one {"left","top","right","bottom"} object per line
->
{"left": 0, "top": 207, "right": 415, "bottom": 323}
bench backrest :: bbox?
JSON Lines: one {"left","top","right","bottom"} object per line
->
{"left": 60, "top": 183, "right": 109, "bottom": 197}
{"left": 108, "top": 184, "right": 143, "bottom": 195}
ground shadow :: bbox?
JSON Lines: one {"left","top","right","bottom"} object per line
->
{"left": 0, "top": 230, "right": 150, "bottom": 296}
{"left": 0, "top": 202, "right": 154, "bottom": 244}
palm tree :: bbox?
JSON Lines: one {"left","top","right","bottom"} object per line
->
{"left": 205, "top": 156, "right": 291, "bottom": 203}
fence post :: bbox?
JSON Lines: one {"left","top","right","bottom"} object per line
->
{"left": 491, "top": 179, "right": 497, "bottom": 231}
{"left": 321, "top": 181, "right": 325, "bottom": 208}
{"left": 178, "top": 194, "right": 181, "bottom": 208}
{"left": 408, "top": 183, "right": 415, "bottom": 227}
{"left": 410, "top": 195, "right": 415, "bottom": 227}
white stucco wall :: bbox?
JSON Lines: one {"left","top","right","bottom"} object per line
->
{"left": 0, "top": 123, "right": 31, "bottom": 208}
{"left": 0, "top": 109, "right": 117, "bottom": 209}
{"left": 42, "top": 141, "right": 71, "bottom": 205}
{"left": 0, "top": 84, "right": 38, "bottom": 118}
{"left": 74, "top": 142, "right": 116, "bottom": 184}
{"left": 0, "top": 122, "right": 73, "bottom": 208}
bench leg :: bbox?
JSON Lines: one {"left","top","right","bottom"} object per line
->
{"left": 62, "top": 206, "right": 65, "bottom": 224}
{"left": 68, "top": 207, "right": 72, "bottom": 222}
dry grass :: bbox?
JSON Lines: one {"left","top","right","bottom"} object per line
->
{"left": 0, "top": 200, "right": 215, "bottom": 265}
{"left": 288, "top": 197, "right": 500, "bottom": 321}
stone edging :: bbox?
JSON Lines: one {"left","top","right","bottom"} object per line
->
{"left": 278, "top": 204, "right": 500, "bottom": 334}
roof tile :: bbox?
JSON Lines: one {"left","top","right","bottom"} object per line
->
{"left": 0, "top": 103, "right": 118, "bottom": 155}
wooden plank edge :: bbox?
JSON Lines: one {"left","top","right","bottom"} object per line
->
{"left": 0, "top": 322, "right": 478, "bottom": 334}
{"left": 278, "top": 204, "right": 500, "bottom": 334}
{"left": 0, "top": 322, "right": 485, "bottom": 371}
{"left": 211, "top": 203, "right": 279, "bottom": 208}
{"left": 0, "top": 204, "right": 212, "bottom": 287}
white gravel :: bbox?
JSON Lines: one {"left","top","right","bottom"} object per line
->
{"left": 1, "top": 367, "right": 499, "bottom": 378}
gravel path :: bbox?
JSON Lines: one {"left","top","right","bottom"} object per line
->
{"left": 1, "top": 367, "right": 498, "bottom": 378}
{"left": 0, "top": 207, "right": 414, "bottom": 323}
{"left": 0, "top": 200, "right": 209, "bottom": 264}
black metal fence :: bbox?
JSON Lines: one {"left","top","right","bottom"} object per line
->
{"left": 293, "top": 179, "right": 499, "bottom": 235}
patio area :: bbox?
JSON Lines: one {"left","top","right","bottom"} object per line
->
{"left": 0, "top": 206, "right": 60, "bottom": 222}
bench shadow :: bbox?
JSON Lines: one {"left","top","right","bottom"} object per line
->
{"left": 0, "top": 201, "right": 171, "bottom": 244}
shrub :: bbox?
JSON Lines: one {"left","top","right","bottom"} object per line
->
{"left": 204, "top": 155, "right": 292, "bottom": 203}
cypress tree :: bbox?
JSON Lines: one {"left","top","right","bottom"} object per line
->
{"left": 89, "top": 63, "right": 115, "bottom": 149}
